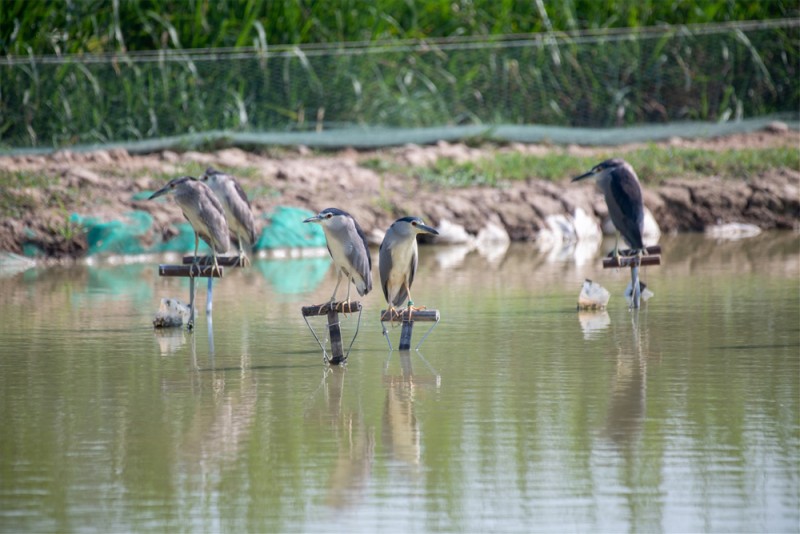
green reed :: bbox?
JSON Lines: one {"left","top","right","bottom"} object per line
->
{"left": 0, "top": 2, "right": 797, "bottom": 149}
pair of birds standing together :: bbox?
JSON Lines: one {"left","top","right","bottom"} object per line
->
{"left": 304, "top": 208, "right": 439, "bottom": 317}
{"left": 149, "top": 168, "right": 257, "bottom": 275}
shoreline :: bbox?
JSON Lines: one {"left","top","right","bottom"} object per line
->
{"left": 0, "top": 129, "right": 797, "bottom": 261}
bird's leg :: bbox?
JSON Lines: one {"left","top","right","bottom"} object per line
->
{"left": 189, "top": 233, "right": 201, "bottom": 277}
{"left": 325, "top": 270, "right": 343, "bottom": 313}
{"left": 405, "top": 285, "right": 427, "bottom": 321}
{"left": 341, "top": 280, "right": 353, "bottom": 315}
{"left": 237, "top": 233, "right": 250, "bottom": 268}
{"left": 210, "top": 252, "right": 223, "bottom": 278}
{"left": 381, "top": 305, "right": 400, "bottom": 326}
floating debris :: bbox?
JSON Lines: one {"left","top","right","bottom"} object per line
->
{"left": 578, "top": 279, "right": 610, "bottom": 310}
{"left": 625, "top": 281, "right": 654, "bottom": 306}
{"left": 705, "top": 222, "right": 761, "bottom": 240}
{"left": 153, "top": 297, "right": 191, "bottom": 328}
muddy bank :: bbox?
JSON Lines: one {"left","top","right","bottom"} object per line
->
{"left": 0, "top": 129, "right": 798, "bottom": 260}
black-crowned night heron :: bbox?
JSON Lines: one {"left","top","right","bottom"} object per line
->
{"left": 149, "top": 176, "right": 230, "bottom": 276}
{"left": 379, "top": 216, "right": 439, "bottom": 319}
{"left": 303, "top": 208, "right": 372, "bottom": 307}
{"left": 200, "top": 167, "right": 257, "bottom": 267}
{"left": 572, "top": 158, "right": 645, "bottom": 257}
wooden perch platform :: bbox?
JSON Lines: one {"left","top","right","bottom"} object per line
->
{"left": 158, "top": 264, "right": 224, "bottom": 278}
{"left": 602, "top": 246, "right": 662, "bottom": 269}
{"left": 379, "top": 309, "right": 440, "bottom": 322}
{"left": 181, "top": 255, "right": 245, "bottom": 267}
{"left": 301, "top": 301, "right": 363, "bottom": 366}
{"left": 380, "top": 308, "right": 441, "bottom": 351}
{"left": 302, "top": 301, "right": 363, "bottom": 316}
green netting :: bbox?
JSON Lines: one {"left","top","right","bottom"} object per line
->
{"left": 68, "top": 205, "right": 325, "bottom": 257}
{"left": 72, "top": 211, "right": 152, "bottom": 255}
{"left": 257, "top": 206, "right": 327, "bottom": 249}
{"left": 1, "top": 20, "right": 797, "bottom": 152}
{"left": 253, "top": 258, "right": 331, "bottom": 296}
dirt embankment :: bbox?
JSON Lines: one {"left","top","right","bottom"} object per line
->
{"left": 0, "top": 129, "right": 798, "bottom": 259}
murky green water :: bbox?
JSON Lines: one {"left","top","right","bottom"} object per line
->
{"left": 1, "top": 233, "right": 798, "bottom": 533}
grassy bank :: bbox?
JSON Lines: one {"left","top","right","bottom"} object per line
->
{"left": 408, "top": 145, "right": 800, "bottom": 187}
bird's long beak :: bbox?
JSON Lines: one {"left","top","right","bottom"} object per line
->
{"left": 303, "top": 215, "right": 322, "bottom": 224}
{"left": 417, "top": 223, "right": 439, "bottom": 236}
{"left": 571, "top": 169, "right": 596, "bottom": 182}
{"left": 148, "top": 184, "right": 171, "bottom": 200}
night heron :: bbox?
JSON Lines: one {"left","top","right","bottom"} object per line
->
{"left": 303, "top": 208, "right": 372, "bottom": 307}
{"left": 149, "top": 176, "right": 230, "bottom": 276}
{"left": 379, "top": 216, "right": 439, "bottom": 320}
{"left": 572, "top": 158, "right": 645, "bottom": 257}
{"left": 200, "top": 167, "right": 257, "bottom": 267}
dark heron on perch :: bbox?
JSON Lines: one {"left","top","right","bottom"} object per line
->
{"left": 303, "top": 208, "right": 372, "bottom": 306}
{"left": 572, "top": 158, "right": 645, "bottom": 257}
{"left": 379, "top": 216, "right": 439, "bottom": 319}
{"left": 200, "top": 167, "right": 257, "bottom": 267}
{"left": 149, "top": 176, "right": 230, "bottom": 276}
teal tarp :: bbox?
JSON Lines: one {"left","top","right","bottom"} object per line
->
{"left": 66, "top": 206, "right": 325, "bottom": 257}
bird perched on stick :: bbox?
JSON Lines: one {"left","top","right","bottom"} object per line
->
{"left": 572, "top": 158, "right": 645, "bottom": 258}
{"left": 379, "top": 216, "right": 439, "bottom": 321}
{"left": 200, "top": 167, "right": 257, "bottom": 267}
{"left": 303, "top": 208, "right": 372, "bottom": 308}
{"left": 149, "top": 176, "right": 229, "bottom": 276}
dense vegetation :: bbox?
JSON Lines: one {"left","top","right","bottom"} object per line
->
{"left": 1, "top": 0, "right": 796, "bottom": 54}
{"left": 0, "top": 2, "right": 797, "bottom": 150}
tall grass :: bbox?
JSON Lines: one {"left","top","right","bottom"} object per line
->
{"left": 1, "top": 1, "right": 795, "bottom": 54}
{"left": 0, "top": 3, "right": 797, "bottom": 149}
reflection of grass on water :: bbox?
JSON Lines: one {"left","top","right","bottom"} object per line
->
{"left": 254, "top": 257, "right": 331, "bottom": 295}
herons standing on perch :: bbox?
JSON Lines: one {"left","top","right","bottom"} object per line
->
{"left": 572, "top": 158, "right": 645, "bottom": 257}
{"left": 201, "top": 167, "right": 257, "bottom": 267}
{"left": 379, "top": 216, "right": 439, "bottom": 320}
{"left": 303, "top": 208, "right": 372, "bottom": 307}
{"left": 149, "top": 176, "right": 230, "bottom": 276}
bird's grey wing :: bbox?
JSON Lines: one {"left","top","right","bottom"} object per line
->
{"left": 228, "top": 180, "right": 257, "bottom": 244}
{"left": 199, "top": 188, "right": 230, "bottom": 253}
{"left": 379, "top": 240, "right": 392, "bottom": 303}
{"left": 231, "top": 179, "right": 252, "bottom": 208}
{"left": 608, "top": 168, "right": 645, "bottom": 249}
{"left": 347, "top": 219, "right": 373, "bottom": 294}
{"left": 405, "top": 248, "right": 418, "bottom": 300}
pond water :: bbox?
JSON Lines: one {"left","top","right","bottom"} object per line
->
{"left": 0, "top": 232, "right": 798, "bottom": 533}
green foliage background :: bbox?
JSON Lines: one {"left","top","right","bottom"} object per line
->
{"left": 1, "top": 0, "right": 796, "bottom": 54}
{"left": 0, "top": 1, "right": 797, "bottom": 150}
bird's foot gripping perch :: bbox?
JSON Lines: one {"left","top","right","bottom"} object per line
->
{"left": 237, "top": 250, "right": 251, "bottom": 268}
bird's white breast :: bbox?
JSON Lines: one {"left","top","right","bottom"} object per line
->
{"left": 386, "top": 239, "right": 416, "bottom": 300}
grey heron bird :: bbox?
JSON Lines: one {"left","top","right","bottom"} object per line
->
{"left": 572, "top": 158, "right": 645, "bottom": 257}
{"left": 149, "top": 176, "right": 230, "bottom": 276}
{"left": 303, "top": 208, "right": 372, "bottom": 307}
{"left": 200, "top": 167, "right": 257, "bottom": 267}
{"left": 379, "top": 216, "right": 439, "bottom": 320}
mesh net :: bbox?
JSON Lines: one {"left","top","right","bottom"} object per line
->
{"left": 2, "top": 19, "right": 797, "bottom": 153}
